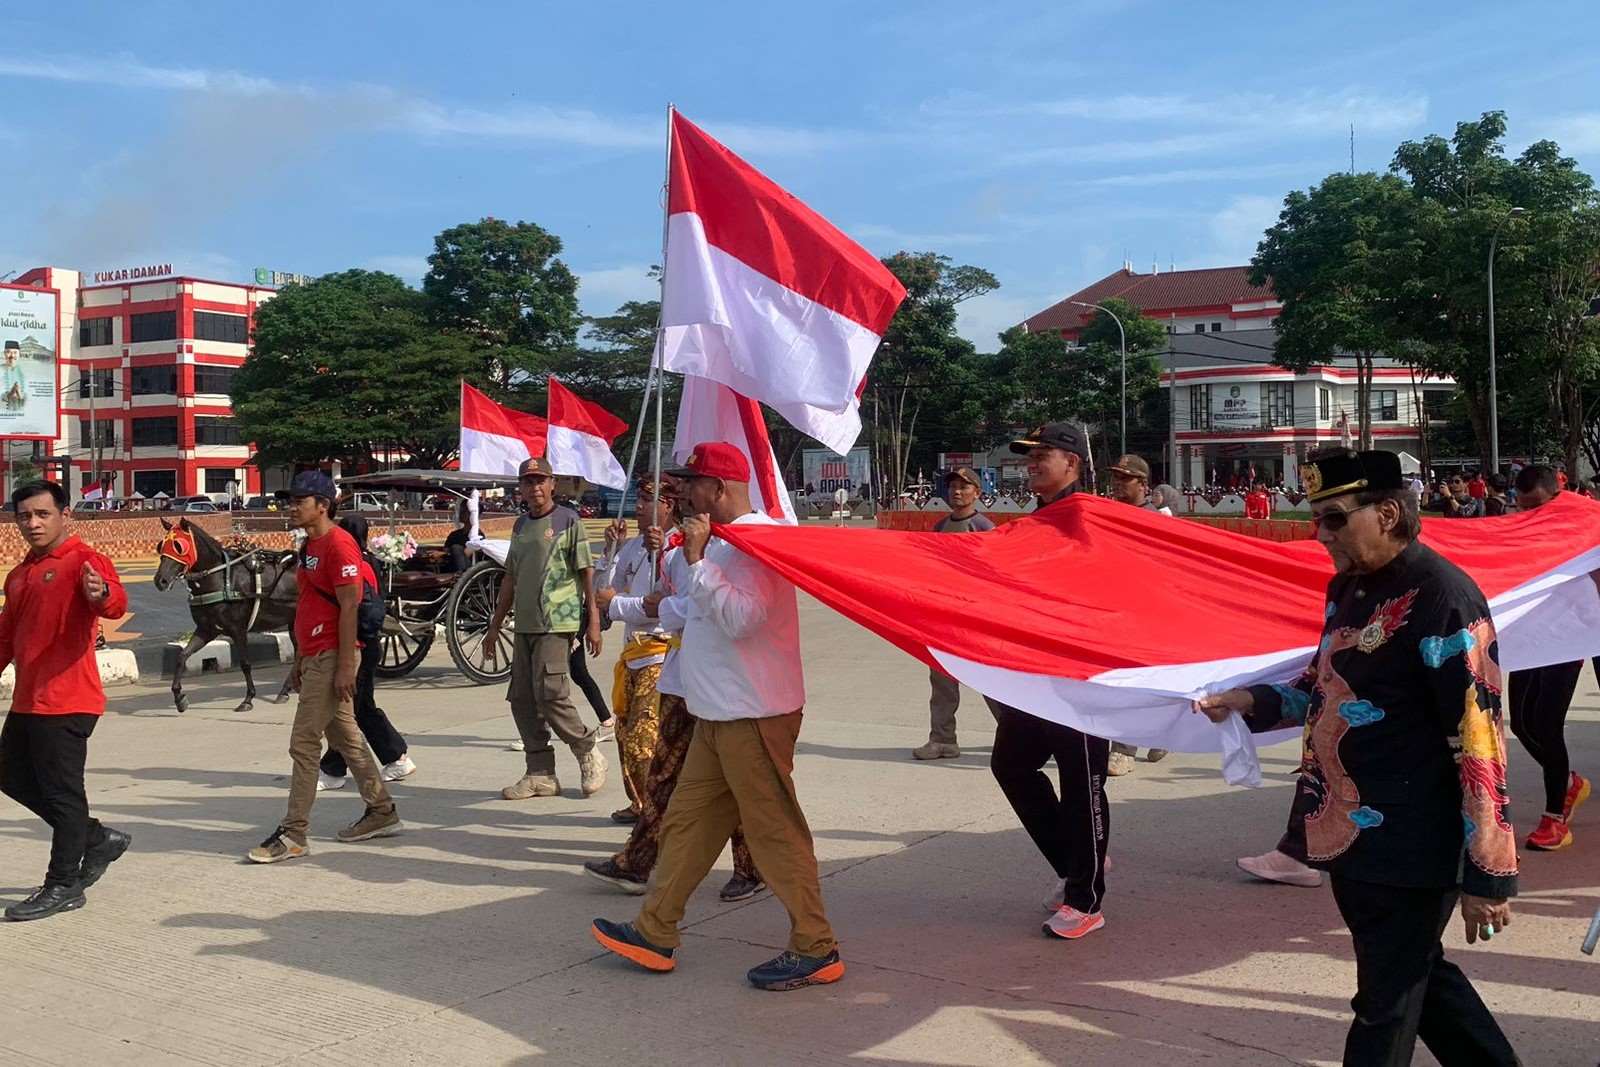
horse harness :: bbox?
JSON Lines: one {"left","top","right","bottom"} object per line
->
{"left": 158, "top": 527, "right": 293, "bottom": 631}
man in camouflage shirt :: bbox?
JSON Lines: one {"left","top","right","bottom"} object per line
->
{"left": 488, "top": 457, "right": 607, "bottom": 800}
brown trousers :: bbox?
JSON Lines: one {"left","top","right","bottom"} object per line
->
{"left": 507, "top": 633, "right": 595, "bottom": 776}
{"left": 284, "top": 649, "right": 394, "bottom": 842}
{"left": 636, "top": 711, "right": 832, "bottom": 956}
{"left": 614, "top": 694, "right": 757, "bottom": 880}
{"left": 928, "top": 667, "right": 1002, "bottom": 745}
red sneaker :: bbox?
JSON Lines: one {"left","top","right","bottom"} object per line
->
{"left": 1525, "top": 814, "right": 1573, "bottom": 852}
{"left": 1563, "top": 773, "right": 1591, "bottom": 825}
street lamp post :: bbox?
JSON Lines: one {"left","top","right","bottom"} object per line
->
{"left": 1486, "top": 206, "right": 1525, "bottom": 474}
{"left": 1070, "top": 300, "right": 1128, "bottom": 457}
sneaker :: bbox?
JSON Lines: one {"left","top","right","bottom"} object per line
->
{"left": 501, "top": 774, "right": 560, "bottom": 800}
{"left": 1043, "top": 905, "right": 1105, "bottom": 940}
{"left": 507, "top": 739, "right": 526, "bottom": 752}
{"left": 4, "top": 882, "right": 86, "bottom": 922}
{"left": 317, "top": 773, "right": 347, "bottom": 792}
{"left": 578, "top": 747, "right": 608, "bottom": 797}
{"left": 611, "top": 807, "right": 639, "bottom": 825}
{"left": 719, "top": 874, "right": 766, "bottom": 903}
{"left": 583, "top": 858, "right": 648, "bottom": 895}
{"left": 79, "top": 827, "right": 131, "bottom": 889}
{"left": 911, "top": 740, "right": 960, "bottom": 760}
{"left": 1107, "top": 751, "right": 1136, "bottom": 777}
{"left": 591, "top": 918, "right": 676, "bottom": 972}
{"left": 382, "top": 755, "right": 417, "bottom": 782}
{"left": 247, "top": 827, "right": 309, "bottom": 864}
{"left": 1237, "top": 849, "right": 1323, "bottom": 887}
{"left": 595, "top": 722, "right": 616, "bottom": 743}
{"left": 1043, "top": 877, "right": 1065, "bottom": 912}
{"left": 337, "top": 807, "right": 403, "bottom": 843}
{"left": 1144, "top": 749, "right": 1169, "bottom": 763}
{"left": 1564, "top": 772, "right": 1591, "bottom": 824}
{"left": 1525, "top": 813, "right": 1573, "bottom": 852}
{"left": 747, "top": 949, "right": 845, "bottom": 991}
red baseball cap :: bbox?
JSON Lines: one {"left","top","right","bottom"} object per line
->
{"left": 665, "top": 441, "right": 751, "bottom": 482}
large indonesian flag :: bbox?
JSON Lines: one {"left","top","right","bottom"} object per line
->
{"left": 675, "top": 374, "right": 796, "bottom": 524}
{"left": 459, "top": 382, "right": 548, "bottom": 476}
{"left": 659, "top": 111, "right": 906, "bottom": 452}
{"left": 545, "top": 376, "right": 629, "bottom": 489}
{"left": 717, "top": 495, "right": 1600, "bottom": 782}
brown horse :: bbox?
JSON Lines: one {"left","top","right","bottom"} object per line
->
{"left": 153, "top": 517, "right": 299, "bottom": 713}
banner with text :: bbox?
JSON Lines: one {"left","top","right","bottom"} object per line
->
{"left": 802, "top": 447, "right": 872, "bottom": 500}
{"left": 1210, "top": 383, "right": 1261, "bottom": 431}
{"left": 0, "top": 284, "right": 59, "bottom": 440}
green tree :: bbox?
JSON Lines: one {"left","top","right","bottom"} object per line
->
{"left": 1249, "top": 171, "right": 1417, "bottom": 449}
{"left": 423, "top": 218, "right": 581, "bottom": 387}
{"left": 235, "top": 270, "right": 480, "bottom": 468}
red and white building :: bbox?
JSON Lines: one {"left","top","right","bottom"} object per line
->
{"left": 1022, "top": 265, "right": 1456, "bottom": 488}
{"left": 6, "top": 266, "right": 274, "bottom": 502}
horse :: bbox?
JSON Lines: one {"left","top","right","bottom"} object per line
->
{"left": 153, "top": 517, "right": 300, "bottom": 714}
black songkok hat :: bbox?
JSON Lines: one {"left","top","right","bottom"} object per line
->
{"left": 1302, "top": 448, "right": 1404, "bottom": 503}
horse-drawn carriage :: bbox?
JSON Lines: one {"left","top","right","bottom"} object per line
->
{"left": 154, "top": 469, "right": 518, "bottom": 714}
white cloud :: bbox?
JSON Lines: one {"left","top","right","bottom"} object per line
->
{"left": 929, "top": 89, "right": 1427, "bottom": 135}
{"left": 363, "top": 255, "right": 430, "bottom": 285}
{"left": 1529, "top": 112, "right": 1600, "bottom": 154}
{"left": 401, "top": 103, "right": 658, "bottom": 149}
{"left": 849, "top": 223, "right": 993, "bottom": 251}
{"left": 1077, "top": 162, "right": 1313, "bottom": 188}
{"left": 955, "top": 291, "right": 1046, "bottom": 347}
{"left": 0, "top": 54, "right": 286, "bottom": 95}
{"left": 1207, "top": 194, "right": 1283, "bottom": 262}
{"left": 577, "top": 265, "right": 659, "bottom": 314}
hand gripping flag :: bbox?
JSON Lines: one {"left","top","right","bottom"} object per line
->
{"left": 659, "top": 111, "right": 906, "bottom": 454}
{"left": 714, "top": 493, "right": 1600, "bottom": 783}
{"left": 545, "top": 377, "right": 629, "bottom": 489}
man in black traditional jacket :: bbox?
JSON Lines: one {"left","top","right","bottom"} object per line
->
{"left": 1196, "top": 448, "right": 1520, "bottom": 1067}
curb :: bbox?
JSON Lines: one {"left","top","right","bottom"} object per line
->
{"left": 133, "top": 632, "right": 295, "bottom": 680}
{"left": 1, "top": 649, "right": 140, "bottom": 700}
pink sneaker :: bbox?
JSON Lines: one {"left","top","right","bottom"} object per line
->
{"left": 1042, "top": 905, "right": 1105, "bottom": 940}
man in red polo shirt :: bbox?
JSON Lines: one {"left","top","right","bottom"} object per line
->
{"left": 0, "top": 480, "right": 131, "bottom": 921}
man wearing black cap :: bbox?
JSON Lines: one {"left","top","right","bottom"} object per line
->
{"left": 1195, "top": 448, "right": 1519, "bottom": 1066}
{"left": 989, "top": 421, "right": 1113, "bottom": 941}
{"left": 913, "top": 467, "right": 998, "bottom": 761}
{"left": 1104, "top": 453, "right": 1169, "bottom": 771}
{"left": 248, "top": 471, "right": 400, "bottom": 863}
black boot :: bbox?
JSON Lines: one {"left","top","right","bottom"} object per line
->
{"left": 5, "top": 882, "right": 86, "bottom": 922}
{"left": 80, "top": 827, "right": 132, "bottom": 888}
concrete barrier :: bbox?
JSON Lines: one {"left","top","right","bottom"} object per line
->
{"left": 0, "top": 649, "right": 140, "bottom": 700}
{"left": 139, "top": 632, "right": 295, "bottom": 680}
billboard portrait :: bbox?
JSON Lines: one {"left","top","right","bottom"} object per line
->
{"left": 0, "top": 283, "right": 59, "bottom": 439}
{"left": 802, "top": 447, "right": 872, "bottom": 500}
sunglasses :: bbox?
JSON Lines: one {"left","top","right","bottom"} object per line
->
{"left": 1310, "top": 502, "right": 1375, "bottom": 532}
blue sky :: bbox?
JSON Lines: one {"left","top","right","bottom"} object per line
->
{"left": 3, "top": 0, "right": 1596, "bottom": 349}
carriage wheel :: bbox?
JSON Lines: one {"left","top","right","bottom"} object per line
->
{"left": 375, "top": 612, "right": 435, "bottom": 678}
{"left": 446, "top": 561, "right": 513, "bottom": 686}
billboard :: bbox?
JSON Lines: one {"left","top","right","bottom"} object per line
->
{"left": 1210, "top": 382, "right": 1260, "bottom": 431}
{"left": 0, "top": 283, "right": 59, "bottom": 440}
{"left": 802, "top": 447, "right": 871, "bottom": 499}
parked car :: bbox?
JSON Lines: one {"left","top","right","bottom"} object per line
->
{"left": 172, "top": 495, "right": 219, "bottom": 513}
{"left": 244, "top": 495, "right": 279, "bottom": 511}
{"left": 342, "top": 491, "right": 395, "bottom": 512}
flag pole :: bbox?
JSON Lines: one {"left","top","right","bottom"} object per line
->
{"left": 640, "top": 103, "right": 675, "bottom": 584}
{"left": 614, "top": 362, "right": 656, "bottom": 519}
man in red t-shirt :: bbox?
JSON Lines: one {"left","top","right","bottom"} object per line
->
{"left": 1244, "top": 482, "right": 1272, "bottom": 520}
{"left": 0, "top": 480, "right": 130, "bottom": 921}
{"left": 1467, "top": 471, "right": 1487, "bottom": 501}
{"left": 247, "top": 471, "right": 400, "bottom": 863}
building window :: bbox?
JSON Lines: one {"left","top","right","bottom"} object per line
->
{"left": 78, "top": 368, "right": 114, "bottom": 398}
{"left": 194, "top": 416, "right": 242, "bottom": 446}
{"left": 128, "top": 310, "right": 177, "bottom": 343}
{"left": 193, "top": 364, "right": 237, "bottom": 395}
{"left": 1318, "top": 386, "right": 1331, "bottom": 421}
{"left": 1262, "top": 382, "right": 1295, "bottom": 428}
{"left": 1210, "top": 322, "right": 1222, "bottom": 332}
{"left": 131, "top": 365, "right": 178, "bottom": 396}
{"left": 203, "top": 468, "right": 236, "bottom": 493}
{"left": 78, "top": 418, "right": 116, "bottom": 450}
{"left": 79, "top": 317, "right": 113, "bottom": 347}
{"left": 132, "top": 416, "right": 179, "bottom": 447}
{"left": 133, "top": 470, "right": 176, "bottom": 498}
{"left": 1192, "top": 323, "right": 1205, "bottom": 333}
{"left": 1423, "top": 390, "right": 1452, "bottom": 422}
{"left": 1369, "top": 389, "right": 1399, "bottom": 422}
{"left": 1187, "top": 385, "right": 1211, "bottom": 431}
{"left": 193, "top": 311, "right": 248, "bottom": 344}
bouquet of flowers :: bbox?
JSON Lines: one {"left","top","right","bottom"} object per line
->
{"left": 368, "top": 531, "right": 418, "bottom": 567}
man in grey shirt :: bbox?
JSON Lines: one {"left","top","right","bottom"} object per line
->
{"left": 912, "top": 468, "right": 999, "bottom": 760}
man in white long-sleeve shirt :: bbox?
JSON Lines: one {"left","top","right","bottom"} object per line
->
{"left": 591, "top": 442, "right": 841, "bottom": 992}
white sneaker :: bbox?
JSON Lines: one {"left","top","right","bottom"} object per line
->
{"left": 316, "top": 773, "right": 347, "bottom": 792}
{"left": 1237, "top": 849, "right": 1323, "bottom": 887}
{"left": 1042, "top": 905, "right": 1105, "bottom": 940}
{"left": 381, "top": 755, "right": 417, "bottom": 782}
{"left": 506, "top": 739, "right": 525, "bottom": 752}
{"left": 595, "top": 722, "right": 616, "bottom": 743}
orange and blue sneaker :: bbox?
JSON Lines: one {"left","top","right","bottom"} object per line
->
{"left": 1043, "top": 905, "right": 1105, "bottom": 940}
{"left": 1525, "top": 814, "right": 1573, "bottom": 852}
{"left": 1563, "top": 772, "right": 1591, "bottom": 825}
{"left": 747, "top": 949, "right": 845, "bottom": 991}
{"left": 591, "top": 918, "right": 676, "bottom": 972}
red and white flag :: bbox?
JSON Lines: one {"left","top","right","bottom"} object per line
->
{"left": 659, "top": 111, "right": 906, "bottom": 445}
{"left": 674, "top": 374, "right": 796, "bottom": 524}
{"left": 717, "top": 494, "right": 1600, "bottom": 782}
{"left": 545, "top": 376, "right": 630, "bottom": 489}
{"left": 459, "top": 382, "right": 548, "bottom": 476}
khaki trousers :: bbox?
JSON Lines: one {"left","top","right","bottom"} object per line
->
{"left": 284, "top": 650, "right": 394, "bottom": 842}
{"left": 508, "top": 633, "right": 596, "bottom": 776}
{"left": 636, "top": 711, "right": 835, "bottom": 957}
{"left": 928, "top": 667, "right": 1002, "bottom": 745}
